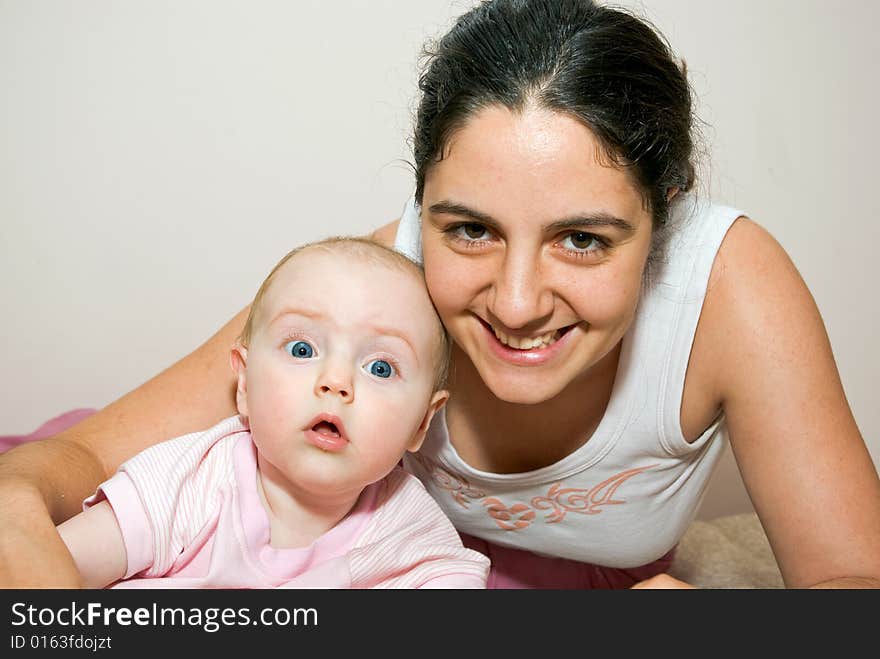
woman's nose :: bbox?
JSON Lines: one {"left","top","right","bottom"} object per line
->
{"left": 487, "top": 250, "right": 554, "bottom": 330}
{"left": 314, "top": 361, "right": 354, "bottom": 403}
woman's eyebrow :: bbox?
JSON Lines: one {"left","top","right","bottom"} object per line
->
{"left": 427, "top": 200, "right": 635, "bottom": 235}
{"left": 546, "top": 215, "right": 636, "bottom": 235}
{"left": 427, "top": 200, "right": 499, "bottom": 229}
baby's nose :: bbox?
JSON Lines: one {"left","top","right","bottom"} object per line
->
{"left": 315, "top": 365, "right": 354, "bottom": 402}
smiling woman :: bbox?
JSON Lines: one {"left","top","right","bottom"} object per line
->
{"left": 1, "top": 0, "right": 879, "bottom": 590}
{"left": 385, "top": 0, "right": 880, "bottom": 587}
{"left": 399, "top": 106, "right": 749, "bottom": 571}
{"left": 421, "top": 107, "right": 654, "bottom": 405}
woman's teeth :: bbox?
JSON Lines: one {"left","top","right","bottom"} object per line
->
{"left": 493, "top": 327, "right": 561, "bottom": 350}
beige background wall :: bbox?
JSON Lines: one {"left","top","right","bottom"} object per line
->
{"left": 2, "top": 1, "right": 877, "bottom": 519}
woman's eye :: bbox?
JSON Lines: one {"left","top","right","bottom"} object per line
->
{"left": 454, "top": 223, "right": 489, "bottom": 241}
{"left": 285, "top": 340, "right": 315, "bottom": 359}
{"left": 365, "top": 359, "right": 395, "bottom": 379}
{"left": 562, "top": 231, "right": 603, "bottom": 252}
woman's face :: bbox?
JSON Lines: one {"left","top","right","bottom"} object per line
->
{"left": 421, "top": 105, "right": 654, "bottom": 404}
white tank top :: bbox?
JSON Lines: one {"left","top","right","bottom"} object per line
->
{"left": 395, "top": 194, "right": 744, "bottom": 567}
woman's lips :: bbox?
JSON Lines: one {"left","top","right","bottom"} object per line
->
{"left": 478, "top": 318, "right": 577, "bottom": 366}
{"left": 303, "top": 414, "right": 349, "bottom": 453}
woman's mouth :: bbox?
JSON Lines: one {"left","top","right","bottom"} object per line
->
{"left": 477, "top": 317, "right": 578, "bottom": 366}
{"left": 492, "top": 326, "right": 564, "bottom": 350}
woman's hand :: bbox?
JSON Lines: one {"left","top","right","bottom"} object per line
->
{"left": 0, "top": 478, "right": 82, "bottom": 588}
{"left": 630, "top": 573, "right": 696, "bottom": 589}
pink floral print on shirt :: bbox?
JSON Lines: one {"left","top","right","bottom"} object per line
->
{"left": 413, "top": 454, "right": 657, "bottom": 532}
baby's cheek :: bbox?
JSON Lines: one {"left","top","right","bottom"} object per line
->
{"left": 250, "top": 374, "right": 301, "bottom": 425}
{"left": 365, "top": 386, "right": 408, "bottom": 418}
{"left": 248, "top": 396, "right": 286, "bottom": 433}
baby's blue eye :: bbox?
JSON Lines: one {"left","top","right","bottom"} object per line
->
{"left": 366, "top": 359, "right": 395, "bottom": 379}
{"left": 285, "top": 340, "right": 314, "bottom": 359}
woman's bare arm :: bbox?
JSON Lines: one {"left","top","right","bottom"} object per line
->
{"left": 0, "top": 305, "right": 249, "bottom": 587}
{"left": 698, "top": 218, "right": 880, "bottom": 588}
{"left": 370, "top": 219, "right": 400, "bottom": 248}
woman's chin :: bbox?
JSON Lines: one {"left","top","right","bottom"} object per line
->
{"left": 480, "top": 371, "right": 569, "bottom": 405}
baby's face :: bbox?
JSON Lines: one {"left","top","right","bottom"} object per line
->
{"left": 234, "top": 248, "right": 446, "bottom": 501}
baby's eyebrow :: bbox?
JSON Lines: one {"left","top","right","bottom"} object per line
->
{"left": 268, "top": 310, "right": 420, "bottom": 366}
{"left": 368, "top": 325, "right": 420, "bottom": 367}
{"left": 269, "top": 308, "right": 324, "bottom": 325}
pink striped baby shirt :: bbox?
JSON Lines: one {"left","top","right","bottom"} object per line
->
{"left": 84, "top": 416, "right": 489, "bottom": 588}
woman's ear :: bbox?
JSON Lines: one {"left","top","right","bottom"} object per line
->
{"left": 667, "top": 186, "right": 680, "bottom": 202}
{"left": 229, "top": 343, "right": 249, "bottom": 418}
{"left": 407, "top": 390, "right": 450, "bottom": 453}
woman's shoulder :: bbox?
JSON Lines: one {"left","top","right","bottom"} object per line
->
{"left": 687, "top": 214, "right": 823, "bottom": 410}
{"left": 707, "top": 216, "right": 787, "bottom": 290}
{"left": 703, "top": 214, "right": 804, "bottom": 332}
{"left": 369, "top": 219, "right": 400, "bottom": 248}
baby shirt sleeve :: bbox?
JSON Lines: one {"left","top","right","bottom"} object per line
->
{"left": 83, "top": 416, "right": 244, "bottom": 579}
{"left": 348, "top": 468, "right": 490, "bottom": 589}
{"left": 85, "top": 471, "right": 156, "bottom": 578}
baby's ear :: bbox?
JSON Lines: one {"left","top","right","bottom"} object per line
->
{"left": 407, "top": 390, "right": 449, "bottom": 453}
{"left": 229, "top": 343, "right": 249, "bottom": 418}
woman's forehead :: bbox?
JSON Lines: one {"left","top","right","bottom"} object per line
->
{"left": 423, "top": 105, "right": 649, "bottom": 228}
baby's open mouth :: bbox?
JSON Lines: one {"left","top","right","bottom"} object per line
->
{"left": 304, "top": 414, "right": 349, "bottom": 452}
{"left": 311, "top": 420, "right": 340, "bottom": 438}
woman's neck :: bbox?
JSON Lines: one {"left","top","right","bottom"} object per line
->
{"left": 445, "top": 342, "right": 621, "bottom": 474}
{"left": 255, "top": 457, "right": 361, "bottom": 549}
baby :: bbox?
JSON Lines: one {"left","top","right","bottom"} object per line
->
{"left": 57, "top": 237, "right": 489, "bottom": 588}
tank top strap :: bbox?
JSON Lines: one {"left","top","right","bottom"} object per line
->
{"left": 393, "top": 196, "right": 423, "bottom": 264}
{"left": 635, "top": 195, "right": 745, "bottom": 454}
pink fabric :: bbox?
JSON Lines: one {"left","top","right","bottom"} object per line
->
{"left": 87, "top": 417, "right": 489, "bottom": 588}
{"left": 98, "top": 434, "right": 378, "bottom": 588}
{"left": 3, "top": 410, "right": 672, "bottom": 588}
{"left": 461, "top": 532, "right": 675, "bottom": 589}
{"left": 0, "top": 408, "right": 98, "bottom": 453}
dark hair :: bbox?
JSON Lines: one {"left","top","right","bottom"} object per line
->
{"left": 413, "top": 0, "right": 695, "bottom": 228}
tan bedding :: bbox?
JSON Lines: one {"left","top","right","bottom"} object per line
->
{"left": 669, "top": 513, "right": 784, "bottom": 588}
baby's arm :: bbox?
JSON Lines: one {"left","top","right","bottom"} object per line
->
{"left": 56, "top": 501, "right": 127, "bottom": 589}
